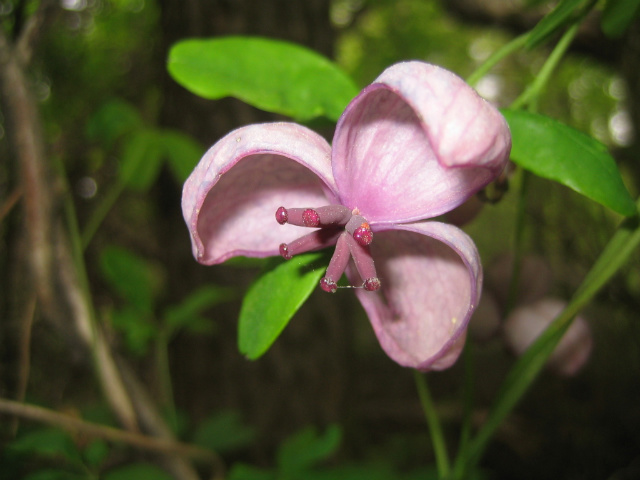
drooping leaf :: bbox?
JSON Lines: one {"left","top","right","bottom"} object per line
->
{"left": 110, "top": 306, "right": 157, "bottom": 356}
{"left": 501, "top": 109, "right": 636, "bottom": 216}
{"left": 99, "top": 245, "right": 162, "bottom": 312}
{"left": 192, "top": 410, "right": 256, "bottom": 453}
{"left": 163, "top": 284, "right": 234, "bottom": 335}
{"left": 277, "top": 425, "right": 342, "bottom": 474}
{"left": 238, "top": 252, "right": 326, "bottom": 360}
{"left": 167, "top": 36, "right": 359, "bottom": 121}
{"left": 119, "top": 128, "right": 164, "bottom": 192}
{"left": 601, "top": 0, "right": 640, "bottom": 37}
{"left": 161, "top": 130, "right": 204, "bottom": 182}
{"left": 525, "top": 0, "right": 588, "bottom": 49}
{"left": 86, "top": 98, "right": 143, "bottom": 147}
{"left": 8, "top": 428, "right": 82, "bottom": 464}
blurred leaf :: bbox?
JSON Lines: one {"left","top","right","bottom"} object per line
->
{"left": 163, "top": 284, "right": 235, "bottom": 335}
{"left": 167, "top": 36, "right": 359, "bottom": 121}
{"left": 82, "top": 439, "right": 109, "bottom": 469}
{"left": 161, "top": 130, "right": 204, "bottom": 182}
{"left": 238, "top": 252, "right": 326, "bottom": 360}
{"left": 228, "top": 464, "right": 275, "bottom": 480}
{"left": 601, "top": 0, "right": 640, "bottom": 37}
{"left": 111, "top": 306, "right": 157, "bottom": 356}
{"left": 9, "top": 428, "right": 82, "bottom": 464}
{"left": 302, "top": 464, "right": 396, "bottom": 480}
{"left": 86, "top": 98, "right": 143, "bottom": 147}
{"left": 277, "top": 425, "right": 342, "bottom": 474}
{"left": 526, "top": 0, "right": 588, "bottom": 49}
{"left": 502, "top": 109, "right": 636, "bottom": 216}
{"left": 99, "top": 245, "right": 161, "bottom": 312}
{"left": 119, "top": 128, "right": 164, "bottom": 192}
{"left": 192, "top": 410, "right": 256, "bottom": 453}
{"left": 24, "top": 470, "right": 86, "bottom": 480}
{"left": 103, "top": 463, "right": 173, "bottom": 480}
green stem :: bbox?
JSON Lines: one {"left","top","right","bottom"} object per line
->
{"left": 466, "top": 32, "right": 530, "bottom": 87}
{"left": 456, "top": 342, "right": 474, "bottom": 463}
{"left": 504, "top": 170, "right": 531, "bottom": 317}
{"left": 510, "top": 22, "right": 579, "bottom": 110}
{"left": 414, "top": 370, "right": 451, "bottom": 479}
{"left": 155, "top": 329, "right": 178, "bottom": 433}
{"left": 454, "top": 198, "right": 640, "bottom": 477}
{"left": 81, "top": 179, "right": 126, "bottom": 250}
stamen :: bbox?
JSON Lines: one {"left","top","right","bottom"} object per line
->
{"left": 275, "top": 206, "right": 288, "bottom": 225}
{"left": 302, "top": 209, "right": 320, "bottom": 227}
{"left": 275, "top": 205, "right": 352, "bottom": 228}
{"left": 279, "top": 229, "right": 342, "bottom": 260}
{"left": 319, "top": 232, "right": 351, "bottom": 293}
{"left": 346, "top": 214, "right": 374, "bottom": 246}
{"left": 345, "top": 234, "right": 381, "bottom": 291}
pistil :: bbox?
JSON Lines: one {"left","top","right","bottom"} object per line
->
{"left": 276, "top": 205, "right": 381, "bottom": 292}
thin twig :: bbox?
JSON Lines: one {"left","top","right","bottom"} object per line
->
{"left": 0, "top": 186, "right": 23, "bottom": 222}
{"left": 0, "top": 398, "right": 221, "bottom": 467}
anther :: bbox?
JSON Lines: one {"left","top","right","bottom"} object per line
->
{"left": 320, "top": 277, "right": 338, "bottom": 293}
{"left": 278, "top": 229, "right": 342, "bottom": 260}
{"left": 353, "top": 223, "right": 373, "bottom": 246}
{"left": 275, "top": 206, "right": 288, "bottom": 225}
{"left": 363, "top": 277, "right": 381, "bottom": 291}
{"left": 279, "top": 243, "right": 291, "bottom": 260}
{"left": 302, "top": 209, "right": 320, "bottom": 227}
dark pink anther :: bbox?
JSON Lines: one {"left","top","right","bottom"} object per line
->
{"left": 320, "top": 277, "right": 338, "bottom": 293}
{"left": 279, "top": 243, "right": 292, "bottom": 259}
{"left": 275, "top": 206, "right": 288, "bottom": 225}
{"left": 353, "top": 224, "right": 373, "bottom": 246}
{"left": 302, "top": 209, "right": 320, "bottom": 227}
{"left": 364, "top": 277, "right": 381, "bottom": 291}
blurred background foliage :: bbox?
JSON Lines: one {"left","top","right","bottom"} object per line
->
{"left": 1, "top": 0, "right": 639, "bottom": 479}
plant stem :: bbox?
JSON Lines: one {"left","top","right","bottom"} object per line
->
{"left": 414, "top": 370, "right": 451, "bottom": 479}
{"left": 466, "top": 32, "right": 530, "bottom": 87}
{"left": 510, "top": 22, "right": 579, "bottom": 110}
{"left": 454, "top": 198, "right": 640, "bottom": 478}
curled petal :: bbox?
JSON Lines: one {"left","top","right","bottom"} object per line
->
{"left": 353, "top": 221, "right": 482, "bottom": 370}
{"left": 333, "top": 61, "right": 511, "bottom": 223}
{"left": 182, "top": 123, "right": 338, "bottom": 264}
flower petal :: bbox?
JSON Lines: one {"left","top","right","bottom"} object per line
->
{"left": 182, "top": 122, "right": 338, "bottom": 264}
{"left": 333, "top": 61, "right": 511, "bottom": 223}
{"left": 352, "top": 221, "right": 482, "bottom": 370}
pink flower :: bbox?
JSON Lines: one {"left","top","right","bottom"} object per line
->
{"left": 182, "top": 61, "right": 511, "bottom": 370}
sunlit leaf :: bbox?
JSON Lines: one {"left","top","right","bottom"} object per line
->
{"left": 238, "top": 252, "right": 326, "bottom": 360}
{"left": 601, "top": 0, "right": 640, "bottom": 37}
{"left": 502, "top": 109, "right": 636, "bottom": 216}
{"left": 277, "top": 425, "right": 342, "bottom": 474}
{"left": 167, "top": 36, "right": 359, "bottom": 121}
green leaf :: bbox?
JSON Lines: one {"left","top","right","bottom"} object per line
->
{"left": 601, "top": 0, "right": 640, "bottom": 37}
{"left": 111, "top": 306, "right": 157, "bottom": 356}
{"left": 501, "top": 109, "right": 636, "bottom": 216}
{"left": 99, "top": 246, "right": 162, "bottom": 312}
{"left": 167, "top": 36, "right": 359, "bottom": 121}
{"left": 9, "top": 428, "right": 82, "bottom": 464}
{"left": 277, "top": 424, "right": 342, "bottom": 474}
{"left": 103, "top": 463, "right": 174, "bottom": 480}
{"left": 119, "top": 129, "right": 164, "bottom": 192}
{"left": 525, "top": 0, "right": 588, "bottom": 49}
{"left": 192, "top": 410, "right": 256, "bottom": 453}
{"left": 238, "top": 252, "right": 326, "bottom": 360}
{"left": 228, "top": 464, "right": 275, "bottom": 480}
{"left": 163, "top": 284, "right": 235, "bottom": 335}
{"left": 161, "top": 130, "right": 204, "bottom": 183}
{"left": 82, "top": 439, "right": 109, "bottom": 468}
{"left": 24, "top": 470, "right": 86, "bottom": 480}
{"left": 86, "top": 98, "right": 143, "bottom": 148}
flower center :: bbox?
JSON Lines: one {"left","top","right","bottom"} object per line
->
{"left": 275, "top": 205, "right": 381, "bottom": 293}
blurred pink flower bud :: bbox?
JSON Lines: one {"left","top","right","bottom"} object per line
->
{"left": 503, "top": 298, "right": 593, "bottom": 376}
